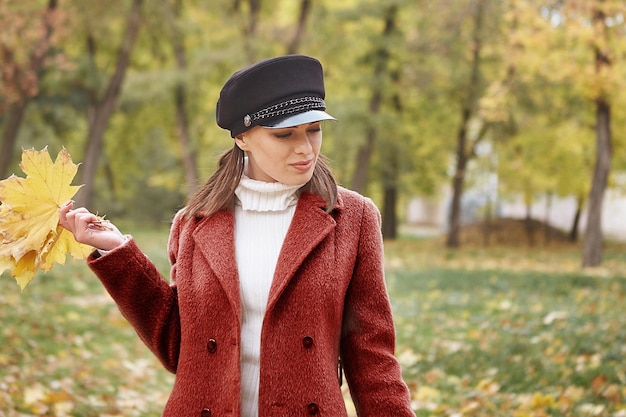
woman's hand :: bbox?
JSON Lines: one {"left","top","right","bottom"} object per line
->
{"left": 59, "top": 201, "right": 126, "bottom": 251}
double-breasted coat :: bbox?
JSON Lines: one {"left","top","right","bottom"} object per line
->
{"left": 88, "top": 186, "right": 415, "bottom": 417}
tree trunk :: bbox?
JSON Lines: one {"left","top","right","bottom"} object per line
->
{"left": 569, "top": 194, "right": 583, "bottom": 242}
{"left": 525, "top": 202, "right": 535, "bottom": 246}
{"left": 174, "top": 85, "right": 198, "bottom": 193}
{"left": 286, "top": 0, "right": 312, "bottom": 54}
{"left": 171, "top": 0, "right": 199, "bottom": 194}
{"left": 583, "top": 99, "right": 611, "bottom": 266}
{"left": 482, "top": 197, "right": 492, "bottom": 247}
{"left": 0, "top": 0, "right": 58, "bottom": 178}
{"left": 380, "top": 71, "right": 404, "bottom": 240}
{"left": 76, "top": 0, "right": 143, "bottom": 209}
{"left": 0, "top": 102, "right": 27, "bottom": 178}
{"left": 382, "top": 185, "right": 397, "bottom": 240}
{"left": 446, "top": 111, "right": 469, "bottom": 248}
{"left": 544, "top": 192, "right": 553, "bottom": 245}
{"left": 351, "top": 118, "right": 378, "bottom": 194}
{"left": 445, "top": 0, "right": 485, "bottom": 248}
{"left": 582, "top": 4, "right": 612, "bottom": 267}
{"left": 350, "top": 5, "right": 397, "bottom": 194}
{"left": 243, "top": 0, "right": 261, "bottom": 63}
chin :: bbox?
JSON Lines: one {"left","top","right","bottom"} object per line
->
{"left": 283, "top": 174, "right": 313, "bottom": 186}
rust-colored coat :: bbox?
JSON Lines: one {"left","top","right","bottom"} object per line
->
{"left": 88, "top": 187, "right": 414, "bottom": 417}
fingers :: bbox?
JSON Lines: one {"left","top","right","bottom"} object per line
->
{"left": 58, "top": 200, "right": 74, "bottom": 229}
{"left": 59, "top": 201, "right": 95, "bottom": 233}
{"left": 58, "top": 201, "right": 126, "bottom": 251}
{"left": 67, "top": 208, "right": 99, "bottom": 235}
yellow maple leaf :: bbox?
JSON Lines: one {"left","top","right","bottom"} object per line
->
{"left": 0, "top": 147, "right": 92, "bottom": 289}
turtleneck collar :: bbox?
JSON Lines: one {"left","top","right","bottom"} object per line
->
{"left": 235, "top": 175, "right": 302, "bottom": 211}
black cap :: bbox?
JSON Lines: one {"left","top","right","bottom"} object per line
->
{"left": 216, "top": 55, "right": 336, "bottom": 137}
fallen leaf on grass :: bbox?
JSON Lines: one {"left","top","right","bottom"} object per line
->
{"left": 0, "top": 147, "right": 92, "bottom": 289}
{"left": 543, "top": 311, "right": 568, "bottom": 325}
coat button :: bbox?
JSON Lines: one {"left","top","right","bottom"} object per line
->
{"left": 201, "top": 408, "right": 212, "bottom": 417}
{"left": 302, "top": 336, "right": 314, "bottom": 349}
{"left": 307, "top": 402, "right": 319, "bottom": 415}
{"left": 207, "top": 339, "right": 217, "bottom": 354}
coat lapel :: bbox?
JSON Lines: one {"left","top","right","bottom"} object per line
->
{"left": 188, "top": 192, "right": 342, "bottom": 317}
{"left": 191, "top": 211, "right": 241, "bottom": 319}
{"left": 267, "top": 192, "right": 338, "bottom": 311}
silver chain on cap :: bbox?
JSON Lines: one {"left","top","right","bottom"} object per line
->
{"left": 243, "top": 97, "right": 326, "bottom": 127}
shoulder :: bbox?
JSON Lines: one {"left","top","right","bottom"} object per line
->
{"left": 168, "top": 207, "right": 203, "bottom": 248}
{"left": 170, "top": 207, "right": 188, "bottom": 232}
{"left": 334, "top": 188, "right": 383, "bottom": 255}
{"left": 335, "top": 186, "right": 381, "bottom": 227}
{"left": 167, "top": 208, "right": 187, "bottom": 252}
{"left": 337, "top": 186, "right": 380, "bottom": 215}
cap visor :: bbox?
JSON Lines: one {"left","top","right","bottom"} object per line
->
{"left": 262, "top": 110, "right": 337, "bottom": 129}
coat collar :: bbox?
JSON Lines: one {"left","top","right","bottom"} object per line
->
{"left": 191, "top": 191, "right": 342, "bottom": 318}
{"left": 267, "top": 192, "right": 337, "bottom": 311}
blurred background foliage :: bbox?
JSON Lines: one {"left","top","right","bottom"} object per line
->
{"left": 1, "top": 0, "right": 626, "bottom": 263}
{"left": 2, "top": 2, "right": 626, "bottom": 414}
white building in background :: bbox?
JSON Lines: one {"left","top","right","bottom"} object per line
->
{"left": 406, "top": 186, "right": 626, "bottom": 242}
{"left": 406, "top": 138, "right": 626, "bottom": 241}
{"left": 499, "top": 189, "right": 626, "bottom": 241}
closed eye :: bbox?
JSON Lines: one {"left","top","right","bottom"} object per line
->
{"left": 273, "top": 131, "right": 292, "bottom": 139}
{"left": 272, "top": 122, "right": 322, "bottom": 139}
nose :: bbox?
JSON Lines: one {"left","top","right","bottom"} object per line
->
{"left": 294, "top": 131, "right": 314, "bottom": 154}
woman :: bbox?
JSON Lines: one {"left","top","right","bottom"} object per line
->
{"left": 60, "top": 55, "right": 415, "bottom": 417}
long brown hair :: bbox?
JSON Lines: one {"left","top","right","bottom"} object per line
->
{"left": 184, "top": 145, "right": 338, "bottom": 219}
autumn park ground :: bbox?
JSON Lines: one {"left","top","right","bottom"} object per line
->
{"left": 1, "top": 224, "right": 625, "bottom": 417}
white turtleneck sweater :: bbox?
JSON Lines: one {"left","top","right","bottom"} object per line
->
{"left": 234, "top": 175, "right": 301, "bottom": 417}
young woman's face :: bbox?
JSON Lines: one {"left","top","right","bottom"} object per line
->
{"left": 235, "top": 122, "right": 323, "bottom": 185}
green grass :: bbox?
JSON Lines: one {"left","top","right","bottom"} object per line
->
{"left": 386, "top": 240, "right": 626, "bottom": 416}
{"left": 390, "top": 269, "right": 626, "bottom": 415}
{"left": 2, "top": 231, "right": 625, "bottom": 416}
{"left": 0, "top": 227, "right": 173, "bottom": 416}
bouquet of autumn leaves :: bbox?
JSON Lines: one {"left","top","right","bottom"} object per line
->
{"left": 0, "top": 147, "right": 93, "bottom": 290}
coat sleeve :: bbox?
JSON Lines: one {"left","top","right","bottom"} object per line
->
{"left": 340, "top": 197, "right": 415, "bottom": 416}
{"left": 86, "top": 212, "right": 184, "bottom": 374}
